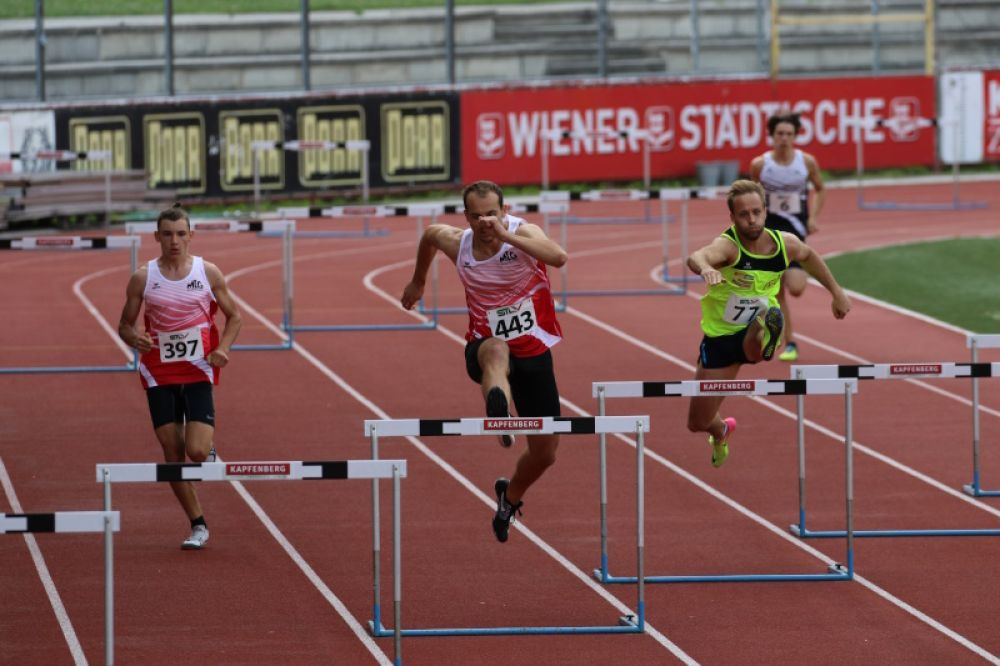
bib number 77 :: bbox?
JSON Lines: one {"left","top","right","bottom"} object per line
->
{"left": 723, "top": 295, "right": 769, "bottom": 325}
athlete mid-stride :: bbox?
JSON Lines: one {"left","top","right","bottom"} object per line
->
{"left": 401, "top": 180, "right": 568, "bottom": 544}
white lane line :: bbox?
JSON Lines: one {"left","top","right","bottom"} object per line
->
{"left": 0, "top": 457, "right": 88, "bottom": 666}
{"left": 360, "top": 259, "right": 999, "bottom": 664}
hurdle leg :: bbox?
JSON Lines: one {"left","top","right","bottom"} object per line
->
{"left": 392, "top": 465, "right": 402, "bottom": 666}
{"left": 789, "top": 380, "right": 809, "bottom": 537}
{"left": 841, "top": 385, "right": 855, "bottom": 577}
{"left": 369, "top": 430, "right": 384, "bottom": 635}
{"left": 102, "top": 467, "right": 114, "bottom": 665}
{"left": 593, "top": 388, "right": 611, "bottom": 583}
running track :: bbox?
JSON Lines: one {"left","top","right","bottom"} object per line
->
{"left": 2, "top": 180, "right": 999, "bottom": 665}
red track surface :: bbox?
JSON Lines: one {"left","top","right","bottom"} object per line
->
{"left": 2, "top": 180, "right": 1000, "bottom": 665}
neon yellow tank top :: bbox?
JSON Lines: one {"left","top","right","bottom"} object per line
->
{"left": 700, "top": 226, "right": 789, "bottom": 337}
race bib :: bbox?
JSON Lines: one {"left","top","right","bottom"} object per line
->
{"left": 158, "top": 326, "right": 205, "bottom": 363}
{"left": 723, "top": 294, "right": 768, "bottom": 325}
{"left": 770, "top": 192, "right": 802, "bottom": 215}
{"left": 487, "top": 298, "right": 537, "bottom": 341}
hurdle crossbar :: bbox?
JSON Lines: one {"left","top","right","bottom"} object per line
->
{"left": 97, "top": 459, "right": 405, "bottom": 664}
{"left": 364, "top": 415, "right": 650, "bottom": 637}
{"left": 791, "top": 361, "right": 1000, "bottom": 538}
{"left": 0, "top": 235, "right": 141, "bottom": 375}
{"left": 3, "top": 510, "right": 121, "bottom": 666}
{"left": 966, "top": 335, "right": 1000, "bottom": 497}
{"left": 250, "top": 139, "right": 371, "bottom": 211}
{"left": 126, "top": 219, "right": 296, "bottom": 351}
{"left": 593, "top": 377, "right": 857, "bottom": 584}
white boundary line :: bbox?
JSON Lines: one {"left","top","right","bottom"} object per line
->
{"left": 0, "top": 457, "right": 88, "bottom": 666}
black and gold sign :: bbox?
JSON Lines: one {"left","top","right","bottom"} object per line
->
{"left": 67, "top": 115, "right": 129, "bottom": 171}
{"left": 219, "top": 109, "right": 283, "bottom": 192}
{"left": 380, "top": 101, "right": 449, "bottom": 183}
{"left": 144, "top": 112, "right": 206, "bottom": 194}
{"left": 297, "top": 105, "right": 366, "bottom": 187}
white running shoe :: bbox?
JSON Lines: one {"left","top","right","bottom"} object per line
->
{"left": 181, "top": 525, "right": 209, "bottom": 550}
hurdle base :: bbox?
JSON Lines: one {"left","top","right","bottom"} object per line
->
{"left": 962, "top": 483, "right": 1000, "bottom": 498}
{"left": 791, "top": 524, "right": 1000, "bottom": 538}
{"left": 368, "top": 619, "right": 643, "bottom": 637}
{"left": 257, "top": 229, "right": 391, "bottom": 239}
{"left": 593, "top": 567, "right": 849, "bottom": 584}
{"left": 417, "top": 301, "right": 567, "bottom": 315}
{"left": 558, "top": 287, "right": 686, "bottom": 297}
{"left": 232, "top": 341, "right": 292, "bottom": 351}
{"left": 859, "top": 200, "right": 988, "bottom": 212}
{"left": 0, "top": 362, "right": 137, "bottom": 375}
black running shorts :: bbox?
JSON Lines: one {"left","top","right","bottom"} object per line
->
{"left": 146, "top": 381, "right": 216, "bottom": 430}
{"left": 464, "top": 339, "right": 561, "bottom": 417}
{"left": 698, "top": 328, "right": 754, "bottom": 369}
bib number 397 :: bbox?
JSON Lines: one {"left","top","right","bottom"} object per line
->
{"left": 487, "top": 299, "right": 537, "bottom": 341}
{"left": 159, "top": 327, "right": 205, "bottom": 363}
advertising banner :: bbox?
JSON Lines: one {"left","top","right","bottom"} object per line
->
{"left": 984, "top": 70, "right": 1000, "bottom": 161}
{"left": 461, "top": 76, "right": 937, "bottom": 186}
{"left": 51, "top": 92, "right": 461, "bottom": 199}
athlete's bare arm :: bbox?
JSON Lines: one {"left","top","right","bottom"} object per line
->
{"left": 204, "top": 262, "right": 242, "bottom": 368}
{"left": 782, "top": 233, "right": 850, "bottom": 318}
{"left": 401, "top": 224, "right": 464, "bottom": 310}
{"left": 803, "top": 152, "right": 826, "bottom": 232}
{"left": 118, "top": 266, "right": 153, "bottom": 353}
{"left": 687, "top": 237, "right": 739, "bottom": 287}
{"left": 508, "top": 221, "right": 568, "bottom": 267}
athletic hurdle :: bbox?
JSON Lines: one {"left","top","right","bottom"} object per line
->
{"left": 2, "top": 510, "right": 121, "bottom": 665}
{"left": 540, "top": 187, "right": 717, "bottom": 301}
{"left": 965, "top": 334, "right": 1000, "bottom": 497}
{"left": 592, "top": 378, "right": 857, "bottom": 583}
{"left": 790, "top": 361, "right": 1000, "bottom": 538}
{"left": 96, "top": 459, "right": 406, "bottom": 665}
{"left": 125, "top": 219, "right": 296, "bottom": 351}
{"left": 364, "top": 415, "right": 650, "bottom": 636}
{"left": 856, "top": 117, "right": 988, "bottom": 211}
{"left": 539, "top": 128, "right": 654, "bottom": 202}
{"left": 0, "top": 234, "right": 141, "bottom": 374}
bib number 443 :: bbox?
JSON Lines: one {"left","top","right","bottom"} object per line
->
{"left": 488, "top": 299, "right": 537, "bottom": 341}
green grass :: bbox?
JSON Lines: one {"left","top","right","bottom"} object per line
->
{"left": 1, "top": 0, "right": 574, "bottom": 19}
{"left": 826, "top": 237, "right": 1000, "bottom": 333}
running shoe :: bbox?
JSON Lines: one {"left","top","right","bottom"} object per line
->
{"left": 778, "top": 341, "right": 799, "bottom": 362}
{"left": 486, "top": 386, "right": 514, "bottom": 448}
{"left": 758, "top": 307, "right": 785, "bottom": 361}
{"left": 492, "top": 478, "right": 523, "bottom": 543}
{"left": 181, "top": 524, "right": 209, "bottom": 550}
{"left": 708, "top": 417, "right": 737, "bottom": 468}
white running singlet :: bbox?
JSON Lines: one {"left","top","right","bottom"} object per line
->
{"left": 138, "top": 256, "right": 220, "bottom": 389}
{"left": 456, "top": 216, "right": 562, "bottom": 357}
{"left": 759, "top": 149, "right": 809, "bottom": 236}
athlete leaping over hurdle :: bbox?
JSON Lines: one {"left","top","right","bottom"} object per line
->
{"left": 686, "top": 179, "right": 851, "bottom": 468}
{"left": 401, "top": 180, "right": 568, "bottom": 543}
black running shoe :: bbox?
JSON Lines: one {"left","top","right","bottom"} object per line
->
{"left": 492, "top": 477, "right": 522, "bottom": 543}
{"left": 759, "top": 306, "right": 785, "bottom": 361}
{"left": 486, "top": 386, "right": 514, "bottom": 448}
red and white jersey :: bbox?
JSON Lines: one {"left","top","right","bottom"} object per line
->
{"left": 138, "top": 256, "right": 220, "bottom": 388}
{"left": 456, "top": 216, "right": 562, "bottom": 357}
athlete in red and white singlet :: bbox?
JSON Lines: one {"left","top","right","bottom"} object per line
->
{"left": 138, "top": 255, "right": 221, "bottom": 388}
{"left": 456, "top": 215, "right": 562, "bottom": 357}
{"left": 401, "top": 181, "right": 569, "bottom": 543}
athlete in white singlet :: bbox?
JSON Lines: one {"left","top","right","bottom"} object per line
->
{"left": 750, "top": 112, "right": 827, "bottom": 362}
{"left": 401, "top": 180, "right": 568, "bottom": 543}
{"left": 118, "top": 204, "right": 242, "bottom": 550}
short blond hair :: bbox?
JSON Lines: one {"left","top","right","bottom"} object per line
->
{"left": 726, "top": 179, "right": 765, "bottom": 213}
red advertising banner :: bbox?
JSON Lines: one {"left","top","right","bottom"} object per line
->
{"left": 461, "top": 76, "right": 936, "bottom": 186}
{"left": 984, "top": 70, "right": 1000, "bottom": 161}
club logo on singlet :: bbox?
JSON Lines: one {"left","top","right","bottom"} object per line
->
{"left": 499, "top": 249, "right": 517, "bottom": 264}
{"left": 186, "top": 279, "right": 204, "bottom": 291}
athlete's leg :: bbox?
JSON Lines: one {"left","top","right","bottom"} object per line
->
{"left": 477, "top": 337, "right": 512, "bottom": 403}
{"left": 153, "top": 422, "right": 205, "bottom": 521}
{"left": 505, "top": 434, "right": 558, "bottom": 504}
{"left": 687, "top": 361, "right": 741, "bottom": 441}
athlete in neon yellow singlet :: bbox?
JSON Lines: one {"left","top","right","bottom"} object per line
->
{"left": 686, "top": 180, "right": 851, "bottom": 468}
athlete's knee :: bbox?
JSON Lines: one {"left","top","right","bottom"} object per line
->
{"left": 527, "top": 438, "right": 559, "bottom": 469}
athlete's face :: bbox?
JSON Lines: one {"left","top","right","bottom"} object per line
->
{"left": 464, "top": 191, "right": 505, "bottom": 242}
{"left": 730, "top": 192, "right": 766, "bottom": 241}
{"left": 771, "top": 121, "right": 797, "bottom": 151}
{"left": 155, "top": 218, "right": 193, "bottom": 259}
